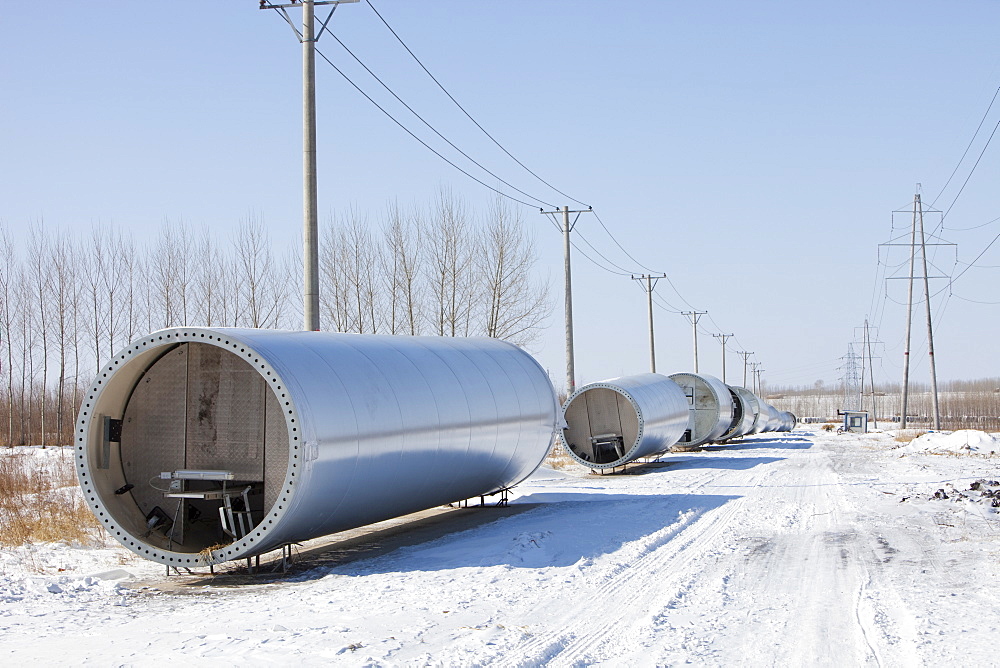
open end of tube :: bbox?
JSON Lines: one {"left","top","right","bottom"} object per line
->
{"left": 77, "top": 333, "right": 295, "bottom": 565}
{"left": 561, "top": 386, "right": 640, "bottom": 467}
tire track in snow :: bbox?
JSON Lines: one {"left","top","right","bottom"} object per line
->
{"left": 505, "top": 457, "right": 777, "bottom": 666}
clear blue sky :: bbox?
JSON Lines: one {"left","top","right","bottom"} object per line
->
{"left": 3, "top": 1, "right": 1000, "bottom": 390}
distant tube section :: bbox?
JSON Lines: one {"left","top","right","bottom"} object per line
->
{"left": 560, "top": 373, "right": 690, "bottom": 469}
{"left": 668, "top": 373, "right": 734, "bottom": 447}
{"left": 718, "top": 386, "right": 756, "bottom": 441}
{"left": 75, "top": 328, "right": 560, "bottom": 566}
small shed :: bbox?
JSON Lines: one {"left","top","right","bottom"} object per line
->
{"left": 839, "top": 410, "right": 868, "bottom": 434}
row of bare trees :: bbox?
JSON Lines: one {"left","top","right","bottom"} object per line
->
{"left": 767, "top": 379, "right": 1000, "bottom": 430}
{"left": 1, "top": 191, "right": 551, "bottom": 446}
{"left": 322, "top": 192, "right": 548, "bottom": 343}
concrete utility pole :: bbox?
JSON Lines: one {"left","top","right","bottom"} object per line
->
{"left": 754, "top": 367, "right": 765, "bottom": 397}
{"left": 681, "top": 311, "right": 707, "bottom": 372}
{"left": 631, "top": 274, "right": 667, "bottom": 373}
{"left": 713, "top": 333, "right": 733, "bottom": 383}
{"left": 736, "top": 351, "right": 754, "bottom": 389}
{"left": 859, "top": 319, "right": 882, "bottom": 429}
{"left": 261, "top": 0, "right": 358, "bottom": 331}
{"left": 749, "top": 361, "right": 760, "bottom": 394}
{"left": 884, "top": 192, "right": 950, "bottom": 429}
{"left": 900, "top": 198, "right": 918, "bottom": 427}
{"left": 541, "top": 206, "right": 592, "bottom": 395}
{"left": 916, "top": 200, "right": 941, "bottom": 430}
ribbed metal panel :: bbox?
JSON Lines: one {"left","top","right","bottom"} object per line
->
{"left": 120, "top": 345, "right": 188, "bottom": 524}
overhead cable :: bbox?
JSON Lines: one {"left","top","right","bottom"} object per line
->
{"left": 931, "top": 84, "right": 1000, "bottom": 208}
{"left": 325, "top": 32, "right": 558, "bottom": 209}
{"left": 313, "top": 47, "right": 542, "bottom": 209}
{"left": 365, "top": 0, "right": 590, "bottom": 208}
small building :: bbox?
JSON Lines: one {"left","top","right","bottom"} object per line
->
{"left": 839, "top": 410, "right": 868, "bottom": 434}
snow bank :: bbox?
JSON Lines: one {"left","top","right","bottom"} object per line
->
{"left": 895, "top": 429, "right": 1000, "bottom": 456}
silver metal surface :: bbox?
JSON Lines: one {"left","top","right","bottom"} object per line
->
{"left": 733, "top": 387, "right": 768, "bottom": 436}
{"left": 775, "top": 411, "right": 797, "bottom": 432}
{"left": 718, "top": 386, "right": 756, "bottom": 441}
{"left": 667, "top": 372, "right": 733, "bottom": 446}
{"left": 560, "top": 373, "right": 690, "bottom": 469}
{"left": 762, "top": 403, "right": 782, "bottom": 432}
{"left": 746, "top": 396, "right": 774, "bottom": 434}
{"left": 76, "top": 328, "right": 560, "bottom": 566}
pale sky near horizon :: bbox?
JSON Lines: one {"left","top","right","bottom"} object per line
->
{"left": 3, "top": 1, "right": 1000, "bottom": 390}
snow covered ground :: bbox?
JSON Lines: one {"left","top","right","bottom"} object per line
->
{"left": 2, "top": 428, "right": 998, "bottom": 666}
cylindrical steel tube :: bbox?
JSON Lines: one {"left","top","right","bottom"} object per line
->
{"left": 667, "top": 372, "right": 733, "bottom": 446}
{"left": 560, "top": 373, "right": 690, "bottom": 469}
{"left": 75, "top": 328, "right": 560, "bottom": 566}
{"left": 719, "top": 386, "right": 756, "bottom": 441}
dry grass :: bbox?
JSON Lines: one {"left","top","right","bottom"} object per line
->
{"left": 544, "top": 443, "right": 580, "bottom": 470}
{"left": 893, "top": 429, "right": 928, "bottom": 443}
{"left": 0, "top": 448, "right": 104, "bottom": 547}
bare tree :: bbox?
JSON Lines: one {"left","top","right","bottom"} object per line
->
{"left": 84, "top": 227, "right": 110, "bottom": 372}
{"left": 320, "top": 221, "right": 352, "bottom": 332}
{"left": 117, "top": 232, "right": 142, "bottom": 344}
{"left": 27, "top": 224, "right": 51, "bottom": 446}
{"left": 232, "top": 214, "right": 287, "bottom": 328}
{"left": 345, "top": 213, "right": 383, "bottom": 334}
{"left": 49, "top": 230, "right": 77, "bottom": 445}
{"left": 383, "top": 202, "right": 424, "bottom": 335}
{"left": 426, "top": 188, "right": 477, "bottom": 337}
{"left": 479, "top": 196, "right": 551, "bottom": 347}
{"left": 0, "top": 228, "right": 17, "bottom": 446}
{"left": 193, "top": 227, "right": 224, "bottom": 326}
{"left": 150, "top": 221, "right": 195, "bottom": 329}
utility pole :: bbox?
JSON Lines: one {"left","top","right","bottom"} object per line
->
{"left": 916, "top": 199, "right": 941, "bottom": 430}
{"left": 754, "top": 368, "right": 765, "bottom": 397}
{"left": 900, "top": 197, "right": 918, "bottom": 427}
{"left": 858, "top": 319, "right": 882, "bottom": 429}
{"left": 681, "top": 311, "right": 707, "bottom": 373}
{"left": 631, "top": 273, "right": 667, "bottom": 373}
{"left": 736, "top": 351, "right": 754, "bottom": 389}
{"left": 541, "top": 206, "right": 592, "bottom": 395}
{"left": 261, "top": 0, "right": 358, "bottom": 331}
{"left": 713, "top": 333, "right": 733, "bottom": 383}
{"left": 883, "top": 193, "right": 951, "bottom": 428}
{"left": 749, "top": 361, "right": 760, "bottom": 394}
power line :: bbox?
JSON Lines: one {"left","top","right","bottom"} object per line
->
{"left": 940, "top": 115, "right": 1000, "bottom": 224}
{"left": 591, "top": 210, "right": 658, "bottom": 274}
{"left": 364, "top": 0, "right": 589, "bottom": 208}
{"left": 325, "top": 31, "right": 558, "bottom": 209}
{"left": 951, "top": 227, "right": 1000, "bottom": 283}
{"left": 945, "top": 213, "right": 1000, "bottom": 232}
{"left": 313, "top": 47, "right": 542, "bottom": 208}
{"left": 931, "top": 84, "right": 1000, "bottom": 208}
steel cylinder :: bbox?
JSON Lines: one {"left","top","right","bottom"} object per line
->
{"left": 762, "top": 403, "right": 783, "bottom": 432}
{"left": 749, "top": 398, "right": 772, "bottom": 434}
{"left": 75, "top": 328, "right": 560, "bottom": 566}
{"left": 668, "top": 372, "right": 734, "bottom": 446}
{"left": 719, "top": 386, "right": 757, "bottom": 441}
{"left": 560, "top": 373, "right": 690, "bottom": 469}
{"left": 776, "top": 411, "right": 797, "bottom": 432}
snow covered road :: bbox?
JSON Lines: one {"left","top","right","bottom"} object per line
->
{"left": 2, "top": 429, "right": 998, "bottom": 666}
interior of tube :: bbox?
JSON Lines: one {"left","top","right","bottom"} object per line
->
{"left": 104, "top": 342, "right": 289, "bottom": 554}
{"left": 721, "top": 388, "right": 744, "bottom": 438}
{"left": 562, "top": 387, "right": 640, "bottom": 465}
